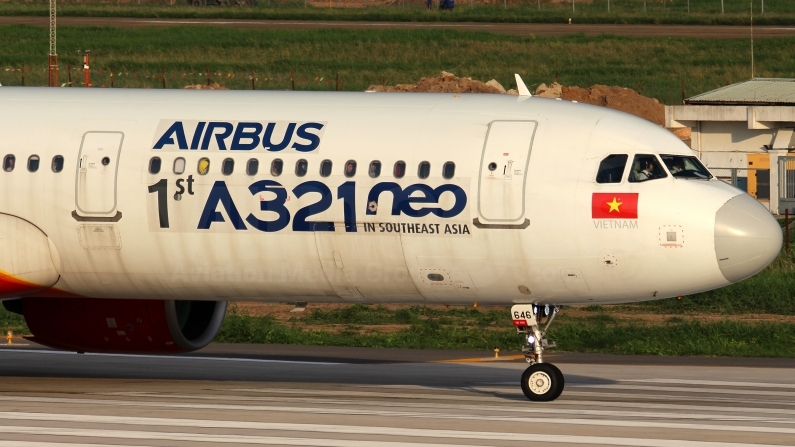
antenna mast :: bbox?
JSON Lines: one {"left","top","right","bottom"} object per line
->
{"left": 48, "top": 0, "right": 58, "bottom": 87}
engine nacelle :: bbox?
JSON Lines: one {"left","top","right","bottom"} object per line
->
{"left": 4, "top": 297, "right": 227, "bottom": 354}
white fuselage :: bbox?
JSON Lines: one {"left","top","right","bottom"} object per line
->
{"left": 0, "top": 88, "right": 780, "bottom": 306}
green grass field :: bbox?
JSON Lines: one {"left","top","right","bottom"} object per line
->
{"left": 0, "top": 25, "right": 789, "bottom": 105}
{"left": 217, "top": 307, "right": 795, "bottom": 357}
{"left": 1, "top": 0, "right": 793, "bottom": 25}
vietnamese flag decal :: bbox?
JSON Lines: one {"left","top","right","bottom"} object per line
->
{"left": 592, "top": 193, "right": 639, "bottom": 219}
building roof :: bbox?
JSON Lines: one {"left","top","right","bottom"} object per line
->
{"left": 685, "top": 78, "right": 795, "bottom": 106}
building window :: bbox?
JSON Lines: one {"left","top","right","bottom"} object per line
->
{"left": 222, "top": 158, "right": 234, "bottom": 176}
{"left": 596, "top": 154, "right": 628, "bottom": 184}
{"left": 393, "top": 161, "right": 406, "bottom": 179}
{"left": 173, "top": 157, "right": 186, "bottom": 175}
{"left": 51, "top": 155, "right": 64, "bottom": 173}
{"left": 369, "top": 161, "right": 381, "bottom": 178}
{"left": 149, "top": 157, "right": 162, "bottom": 174}
{"left": 198, "top": 157, "right": 210, "bottom": 175}
{"left": 27, "top": 155, "right": 40, "bottom": 172}
{"left": 246, "top": 159, "right": 259, "bottom": 176}
{"left": 418, "top": 161, "right": 430, "bottom": 179}
{"left": 271, "top": 159, "right": 283, "bottom": 176}
{"left": 320, "top": 160, "right": 333, "bottom": 177}
{"left": 344, "top": 160, "right": 357, "bottom": 178}
{"left": 295, "top": 159, "right": 308, "bottom": 177}
{"left": 442, "top": 162, "right": 455, "bottom": 179}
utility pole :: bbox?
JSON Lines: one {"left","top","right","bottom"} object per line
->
{"left": 83, "top": 51, "right": 91, "bottom": 87}
{"left": 48, "top": 0, "right": 58, "bottom": 87}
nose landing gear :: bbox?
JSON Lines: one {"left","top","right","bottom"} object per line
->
{"left": 511, "top": 304, "right": 563, "bottom": 401}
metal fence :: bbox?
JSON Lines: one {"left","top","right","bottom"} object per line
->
{"left": 778, "top": 157, "right": 795, "bottom": 214}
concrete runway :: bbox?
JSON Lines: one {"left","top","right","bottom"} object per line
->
{"left": 2, "top": 16, "right": 795, "bottom": 39}
{"left": 1, "top": 343, "right": 795, "bottom": 446}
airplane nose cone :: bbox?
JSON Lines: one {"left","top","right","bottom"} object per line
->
{"left": 714, "top": 194, "right": 783, "bottom": 283}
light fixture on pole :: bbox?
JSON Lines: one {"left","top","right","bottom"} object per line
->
{"left": 48, "top": 0, "right": 58, "bottom": 87}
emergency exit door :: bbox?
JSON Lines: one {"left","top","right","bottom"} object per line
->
{"left": 75, "top": 132, "right": 124, "bottom": 217}
{"left": 477, "top": 121, "right": 537, "bottom": 224}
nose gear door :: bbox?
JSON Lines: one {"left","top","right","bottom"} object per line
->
{"left": 477, "top": 121, "right": 537, "bottom": 225}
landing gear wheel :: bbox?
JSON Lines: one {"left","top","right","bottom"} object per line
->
{"left": 521, "top": 363, "right": 564, "bottom": 402}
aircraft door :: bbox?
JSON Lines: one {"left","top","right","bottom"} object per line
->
{"left": 477, "top": 121, "right": 537, "bottom": 224}
{"left": 75, "top": 132, "right": 124, "bottom": 218}
{"left": 315, "top": 223, "right": 421, "bottom": 302}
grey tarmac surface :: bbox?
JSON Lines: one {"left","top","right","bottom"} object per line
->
{"left": 1, "top": 342, "right": 795, "bottom": 446}
{"left": 1, "top": 16, "right": 795, "bottom": 38}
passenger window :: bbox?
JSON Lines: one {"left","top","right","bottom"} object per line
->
{"left": 222, "top": 158, "right": 234, "bottom": 176}
{"left": 442, "top": 162, "right": 455, "bottom": 179}
{"left": 51, "top": 155, "right": 64, "bottom": 173}
{"left": 344, "top": 160, "right": 357, "bottom": 178}
{"left": 596, "top": 154, "right": 628, "bottom": 184}
{"left": 149, "top": 157, "right": 162, "bottom": 174}
{"left": 173, "top": 157, "right": 186, "bottom": 175}
{"left": 295, "top": 159, "right": 308, "bottom": 177}
{"left": 628, "top": 154, "right": 668, "bottom": 183}
{"left": 27, "top": 155, "right": 40, "bottom": 172}
{"left": 369, "top": 161, "right": 381, "bottom": 178}
{"left": 394, "top": 161, "right": 406, "bottom": 179}
{"left": 418, "top": 161, "right": 430, "bottom": 179}
{"left": 3, "top": 155, "right": 15, "bottom": 172}
{"left": 198, "top": 157, "right": 210, "bottom": 175}
{"left": 246, "top": 159, "right": 259, "bottom": 176}
{"left": 320, "top": 160, "right": 333, "bottom": 177}
{"left": 271, "top": 159, "right": 283, "bottom": 176}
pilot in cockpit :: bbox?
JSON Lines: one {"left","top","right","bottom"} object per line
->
{"left": 632, "top": 160, "right": 654, "bottom": 181}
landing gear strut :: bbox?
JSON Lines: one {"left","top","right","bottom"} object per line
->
{"left": 511, "top": 304, "right": 564, "bottom": 401}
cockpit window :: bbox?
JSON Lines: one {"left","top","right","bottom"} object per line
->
{"left": 660, "top": 154, "right": 713, "bottom": 180}
{"left": 628, "top": 154, "right": 668, "bottom": 183}
{"left": 596, "top": 154, "right": 628, "bottom": 184}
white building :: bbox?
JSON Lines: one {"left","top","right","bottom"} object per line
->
{"left": 666, "top": 78, "right": 795, "bottom": 214}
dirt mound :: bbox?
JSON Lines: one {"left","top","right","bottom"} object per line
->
{"left": 368, "top": 73, "right": 689, "bottom": 140}
{"left": 367, "top": 71, "right": 514, "bottom": 94}
{"left": 535, "top": 81, "right": 691, "bottom": 139}
{"left": 183, "top": 83, "right": 228, "bottom": 90}
{"left": 564, "top": 85, "right": 664, "bottom": 126}
{"left": 536, "top": 82, "right": 664, "bottom": 126}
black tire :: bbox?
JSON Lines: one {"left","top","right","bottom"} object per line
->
{"left": 521, "top": 363, "right": 563, "bottom": 402}
{"left": 548, "top": 363, "right": 565, "bottom": 400}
